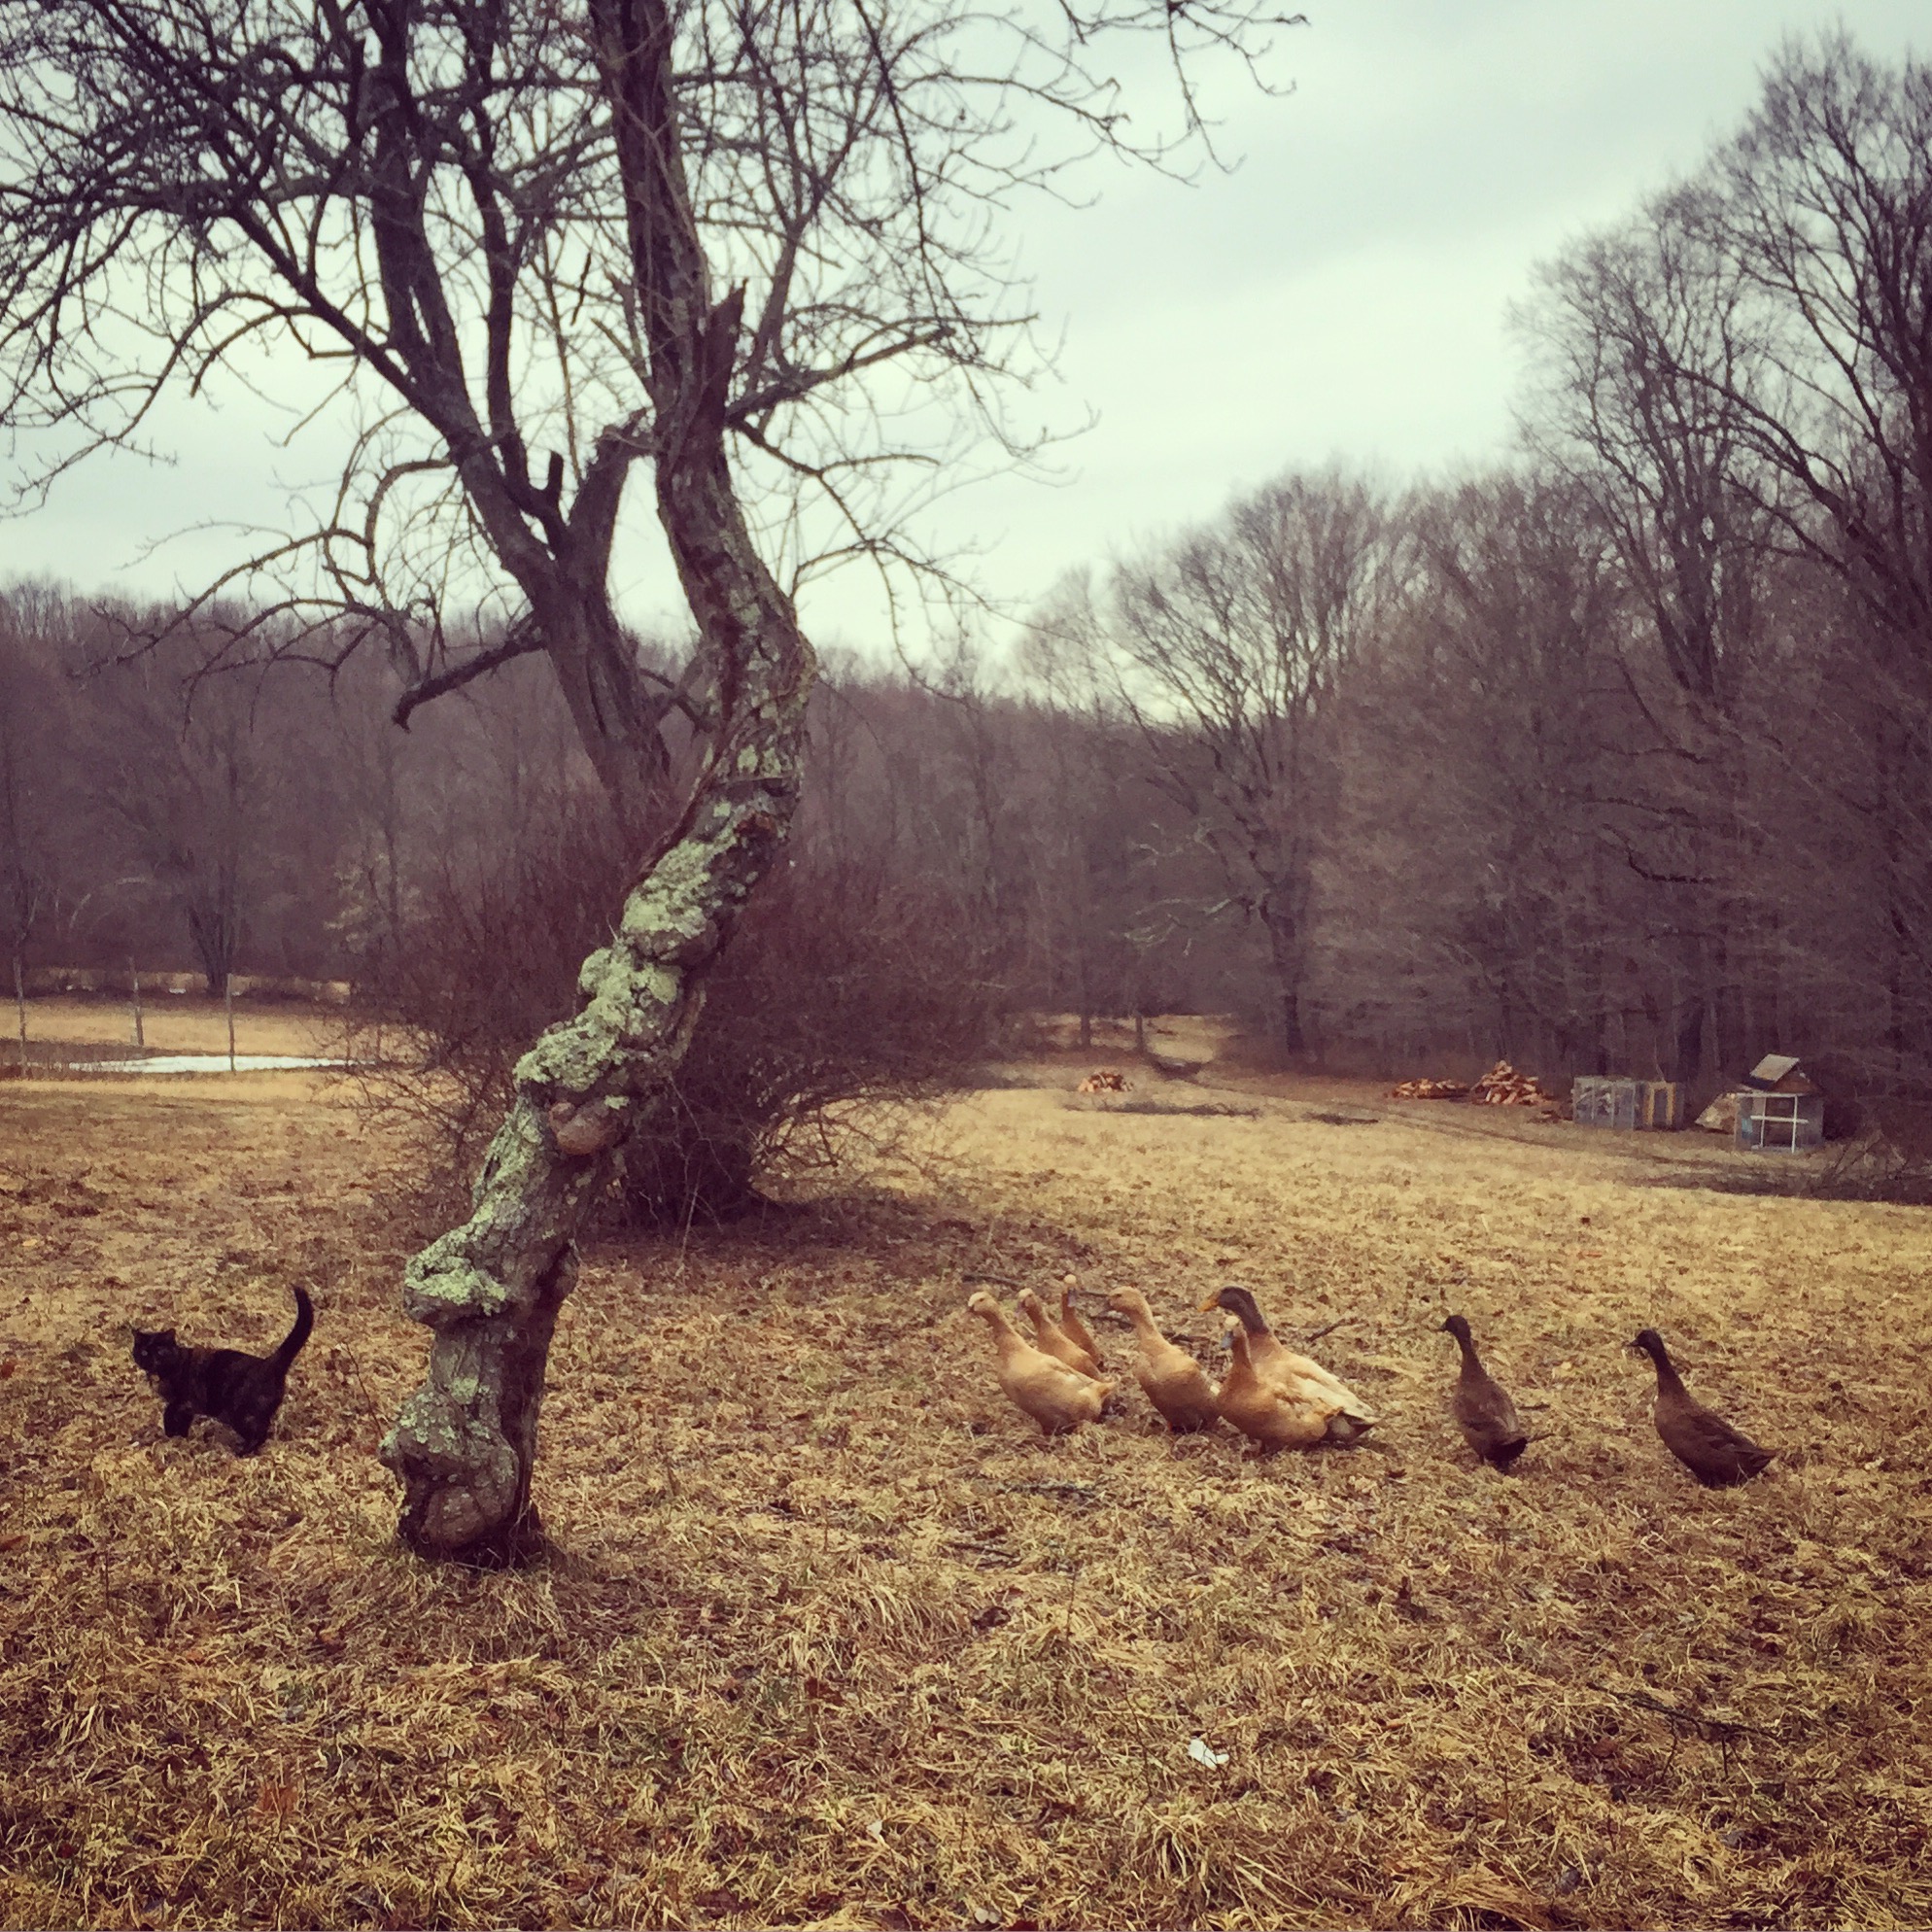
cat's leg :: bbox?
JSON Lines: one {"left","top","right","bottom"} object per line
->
{"left": 162, "top": 1401, "right": 194, "bottom": 1437}
{"left": 233, "top": 1377, "right": 288, "bottom": 1456}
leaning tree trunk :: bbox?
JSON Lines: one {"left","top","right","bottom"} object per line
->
{"left": 379, "top": 0, "right": 815, "bottom": 1566}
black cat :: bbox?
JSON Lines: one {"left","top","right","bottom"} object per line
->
{"left": 131, "top": 1284, "right": 314, "bottom": 1455}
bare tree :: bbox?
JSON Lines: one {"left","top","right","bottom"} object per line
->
{"left": 1517, "top": 202, "right": 1777, "bottom": 1081}
{"left": 1392, "top": 477, "right": 1632, "bottom": 1073}
{"left": 0, "top": 622, "right": 55, "bottom": 1067}
{"left": 1522, "top": 34, "right": 1932, "bottom": 1088}
{"left": 1520, "top": 205, "right": 1770, "bottom": 713}
{"left": 1697, "top": 37, "right": 1932, "bottom": 654}
{"left": 1050, "top": 471, "right": 1389, "bottom": 1055}
{"left": 81, "top": 644, "right": 269, "bottom": 995}
{"left": 0, "top": 0, "right": 1296, "bottom": 1562}
{"left": 1702, "top": 37, "right": 1932, "bottom": 1080}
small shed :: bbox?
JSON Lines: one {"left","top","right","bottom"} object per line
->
{"left": 1573, "top": 1077, "right": 1682, "bottom": 1131}
{"left": 1734, "top": 1054, "right": 1824, "bottom": 1153}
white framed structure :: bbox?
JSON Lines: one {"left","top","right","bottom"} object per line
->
{"left": 1736, "top": 1089, "right": 1824, "bottom": 1152}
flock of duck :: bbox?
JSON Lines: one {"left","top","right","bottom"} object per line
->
{"left": 965, "top": 1280, "right": 1776, "bottom": 1487}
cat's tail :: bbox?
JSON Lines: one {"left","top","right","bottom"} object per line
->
{"left": 272, "top": 1284, "right": 315, "bottom": 1372}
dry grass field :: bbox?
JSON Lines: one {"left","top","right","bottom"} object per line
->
{"left": 6, "top": 995, "right": 335, "bottom": 1061}
{"left": 2, "top": 1015, "right": 1930, "bottom": 1930}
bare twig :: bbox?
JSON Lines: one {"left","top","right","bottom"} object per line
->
{"left": 1588, "top": 1682, "right": 1784, "bottom": 1742}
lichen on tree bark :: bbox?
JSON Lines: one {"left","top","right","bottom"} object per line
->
{"left": 381, "top": 700, "right": 810, "bottom": 1564}
{"left": 378, "top": 0, "right": 815, "bottom": 1566}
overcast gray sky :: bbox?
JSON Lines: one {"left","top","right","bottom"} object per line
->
{"left": 4, "top": 1, "right": 1926, "bottom": 656}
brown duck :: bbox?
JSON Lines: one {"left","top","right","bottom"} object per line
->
{"left": 1213, "top": 1322, "right": 1337, "bottom": 1450}
{"left": 1199, "top": 1285, "right": 1375, "bottom": 1444}
{"left": 1440, "top": 1314, "right": 1529, "bottom": 1470}
{"left": 1056, "top": 1275, "right": 1105, "bottom": 1370}
{"left": 1631, "top": 1328, "right": 1775, "bottom": 1487}
{"left": 967, "top": 1292, "right": 1112, "bottom": 1434}
{"left": 1107, "top": 1288, "right": 1221, "bottom": 1432}
{"left": 1016, "top": 1288, "right": 1103, "bottom": 1379}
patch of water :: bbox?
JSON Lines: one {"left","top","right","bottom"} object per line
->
{"left": 63, "top": 1053, "right": 352, "bottom": 1075}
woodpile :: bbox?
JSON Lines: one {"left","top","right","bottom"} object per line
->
{"left": 1390, "top": 1062, "right": 1554, "bottom": 1106}
{"left": 1077, "top": 1069, "right": 1131, "bottom": 1094}
{"left": 1470, "top": 1060, "right": 1553, "bottom": 1106}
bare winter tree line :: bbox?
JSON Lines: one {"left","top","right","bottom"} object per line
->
{"left": 0, "top": 588, "right": 1155, "bottom": 1005}
{"left": 0, "top": 586, "right": 354, "bottom": 1002}
{"left": 1043, "top": 31, "right": 1932, "bottom": 1111}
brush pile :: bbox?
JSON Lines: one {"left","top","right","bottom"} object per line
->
{"left": 1388, "top": 1076, "right": 1471, "bottom": 1100}
{"left": 1076, "top": 1068, "right": 1130, "bottom": 1094}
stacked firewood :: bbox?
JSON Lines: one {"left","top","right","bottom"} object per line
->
{"left": 1077, "top": 1069, "right": 1131, "bottom": 1094}
{"left": 1469, "top": 1061, "right": 1552, "bottom": 1106}
{"left": 1389, "top": 1077, "right": 1471, "bottom": 1100}
{"left": 1390, "top": 1062, "right": 1553, "bottom": 1105}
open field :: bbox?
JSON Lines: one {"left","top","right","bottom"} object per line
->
{"left": 4, "top": 996, "right": 339, "bottom": 1064}
{"left": 2, "top": 1029, "right": 1930, "bottom": 1930}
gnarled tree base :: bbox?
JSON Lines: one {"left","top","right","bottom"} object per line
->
{"left": 382, "top": 1237, "right": 579, "bottom": 1568}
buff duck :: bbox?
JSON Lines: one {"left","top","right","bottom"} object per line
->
{"left": 1017, "top": 1288, "right": 1103, "bottom": 1379}
{"left": 1106, "top": 1288, "right": 1220, "bottom": 1432}
{"left": 1199, "top": 1285, "right": 1375, "bottom": 1443}
{"left": 1056, "top": 1274, "right": 1105, "bottom": 1369}
{"left": 1440, "top": 1314, "right": 1529, "bottom": 1469}
{"left": 1632, "top": 1328, "right": 1774, "bottom": 1487}
{"left": 1215, "top": 1322, "right": 1337, "bottom": 1450}
{"left": 967, "top": 1293, "right": 1111, "bottom": 1434}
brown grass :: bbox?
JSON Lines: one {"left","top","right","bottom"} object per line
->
{"left": 2, "top": 1039, "right": 1930, "bottom": 1930}
{"left": 9, "top": 996, "right": 334, "bottom": 1060}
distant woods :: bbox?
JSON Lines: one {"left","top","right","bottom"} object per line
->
{"left": 5, "top": 32, "right": 1930, "bottom": 1117}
